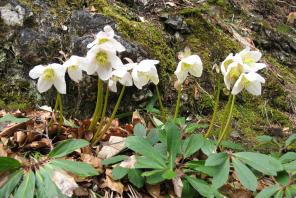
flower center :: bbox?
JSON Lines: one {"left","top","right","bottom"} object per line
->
{"left": 241, "top": 75, "right": 251, "bottom": 87}
{"left": 138, "top": 71, "right": 149, "bottom": 81}
{"left": 98, "top": 38, "right": 109, "bottom": 44}
{"left": 43, "top": 68, "right": 55, "bottom": 81}
{"left": 68, "top": 65, "right": 78, "bottom": 71}
{"left": 223, "top": 59, "right": 234, "bottom": 71}
{"left": 96, "top": 51, "right": 108, "bottom": 65}
{"left": 182, "top": 62, "right": 191, "bottom": 70}
{"left": 243, "top": 54, "right": 255, "bottom": 65}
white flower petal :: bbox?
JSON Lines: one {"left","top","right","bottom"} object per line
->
{"left": 50, "top": 63, "right": 66, "bottom": 77}
{"left": 137, "top": 60, "right": 159, "bottom": 72}
{"left": 108, "top": 79, "right": 117, "bottom": 93}
{"left": 183, "top": 55, "right": 201, "bottom": 65}
{"left": 231, "top": 75, "right": 244, "bottom": 95}
{"left": 246, "top": 81, "right": 262, "bottom": 96}
{"left": 68, "top": 69, "right": 82, "bottom": 83}
{"left": 188, "top": 62, "right": 203, "bottom": 78}
{"left": 149, "top": 67, "right": 159, "bottom": 85}
{"left": 119, "top": 72, "right": 133, "bottom": 86}
{"left": 29, "top": 65, "right": 45, "bottom": 79}
{"left": 98, "top": 65, "right": 113, "bottom": 81}
{"left": 54, "top": 76, "right": 67, "bottom": 94}
{"left": 37, "top": 77, "right": 53, "bottom": 93}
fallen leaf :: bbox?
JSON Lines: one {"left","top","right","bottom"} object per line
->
{"left": 52, "top": 170, "right": 79, "bottom": 197}
{"left": 74, "top": 187, "right": 89, "bottom": 196}
{"left": 172, "top": 175, "right": 183, "bottom": 198}
{"left": 287, "top": 12, "right": 296, "bottom": 24}
{"left": 81, "top": 153, "right": 102, "bottom": 170}
{"left": 101, "top": 169, "right": 124, "bottom": 195}
{"left": 97, "top": 136, "right": 126, "bottom": 159}
{"left": 132, "top": 110, "right": 145, "bottom": 126}
{"left": 146, "top": 184, "right": 162, "bottom": 198}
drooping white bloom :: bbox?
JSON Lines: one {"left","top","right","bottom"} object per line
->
{"left": 231, "top": 72, "right": 265, "bottom": 96}
{"left": 29, "top": 63, "right": 67, "bottom": 94}
{"left": 220, "top": 53, "right": 242, "bottom": 75}
{"left": 87, "top": 25, "right": 125, "bottom": 52}
{"left": 132, "top": 60, "right": 159, "bottom": 89}
{"left": 174, "top": 48, "right": 203, "bottom": 84}
{"left": 63, "top": 55, "right": 86, "bottom": 83}
{"left": 84, "top": 46, "right": 123, "bottom": 81}
{"left": 237, "top": 47, "right": 266, "bottom": 72}
{"left": 108, "top": 66, "right": 133, "bottom": 92}
{"left": 224, "top": 62, "right": 247, "bottom": 90}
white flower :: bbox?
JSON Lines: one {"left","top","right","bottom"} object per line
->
{"left": 174, "top": 50, "right": 203, "bottom": 84}
{"left": 231, "top": 72, "right": 265, "bottom": 96}
{"left": 132, "top": 60, "right": 159, "bottom": 89}
{"left": 87, "top": 25, "right": 125, "bottom": 52}
{"left": 224, "top": 62, "right": 247, "bottom": 90}
{"left": 108, "top": 66, "right": 133, "bottom": 92}
{"left": 29, "top": 63, "right": 67, "bottom": 94}
{"left": 63, "top": 55, "right": 86, "bottom": 83}
{"left": 237, "top": 47, "right": 266, "bottom": 72}
{"left": 220, "top": 53, "right": 242, "bottom": 75}
{"left": 84, "top": 46, "right": 123, "bottom": 81}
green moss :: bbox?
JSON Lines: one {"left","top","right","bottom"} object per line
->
{"left": 276, "top": 24, "right": 294, "bottom": 35}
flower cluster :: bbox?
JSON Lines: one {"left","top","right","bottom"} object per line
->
{"left": 29, "top": 25, "right": 160, "bottom": 94}
{"left": 221, "top": 47, "right": 266, "bottom": 96}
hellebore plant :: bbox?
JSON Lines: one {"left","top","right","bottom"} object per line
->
{"left": 173, "top": 48, "right": 203, "bottom": 122}
{"left": 205, "top": 47, "right": 266, "bottom": 145}
{"left": 29, "top": 63, "right": 67, "bottom": 128}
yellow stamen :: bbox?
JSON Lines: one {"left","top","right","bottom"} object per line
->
{"left": 96, "top": 51, "right": 108, "bottom": 65}
{"left": 43, "top": 68, "right": 55, "bottom": 81}
{"left": 68, "top": 65, "right": 78, "bottom": 71}
{"left": 98, "top": 38, "right": 109, "bottom": 44}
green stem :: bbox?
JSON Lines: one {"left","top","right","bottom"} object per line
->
{"left": 155, "top": 85, "right": 166, "bottom": 122}
{"left": 217, "top": 95, "right": 236, "bottom": 146}
{"left": 174, "top": 85, "right": 182, "bottom": 122}
{"left": 205, "top": 81, "right": 221, "bottom": 138}
{"left": 91, "top": 86, "right": 126, "bottom": 146}
{"left": 49, "top": 93, "right": 60, "bottom": 127}
{"left": 89, "top": 79, "right": 103, "bottom": 131}
{"left": 58, "top": 93, "right": 63, "bottom": 128}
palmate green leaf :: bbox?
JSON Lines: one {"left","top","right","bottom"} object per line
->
{"left": 274, "top": 189, "right": 284, "bottom": 198}
{"left": 185, "top": 123, "right": 208, "bottom": 133}
{"left": 102, "top": 155, "right": 128, "bottom": 166}
{"left": 279, "top": 152, "right": 296, "bottom": 163}
{"left": 201, "top": 139, "right": 217, "bottom": 156}
{"left": 125, "top": 136, "right": 166, "bottom": 168}
{"left": 0, "top": 170, "right": 23, "bottom": 198}
{"left": 232, "top": 158, "right": 257, "bottom": 191}
{"left": 205, "top": 153, "right": 228, "bottom": 167}
{"left": 35, "top": 167, "right": 61, "bottom": 198}
{"left": 285, "top": 134, "right": 296, "bottom": 147}
{"left": 0, "top": 157, "right": 21, "bottom": 173}
{"left": 256, "top": 135, "right": 273, "bottom": 144}
{"left": 182, "top": 179, "right": 198, "bottom": 198}
{"left": 220, "top": 140, "right": 245, "bottom": 151}
{"left": 286, "top": 185, "right": 296, "bottom": 198}
{"left": 234, "top": 152, "right": 283, "bottom": 176}
{"left": 166, "top": 122, "right": 181, "bottom": 170}
{"left": 128, "top": 169, "right": 144, "bottom": 188}
{"left": 136, "top": 156, "right": 166, "bottom": 169}
{"left": 185, "top": 176, "right": 219, "bottom": 198}
{"left": 146, "top": 128, "right": 159, "bottom": 145}
{"left": 182, "top": 134, "right": 204, "bottom": 158}
{"left": 50, "top": 159, "right": 98, "bottom": 177}
{"left": 162, "top": 169, "right": 176, "bottom": 179}
{"left": 185, "top": 160, "right": 218, "bottom": 177}
{"left": 112, "top": 166, "right": 128, "bottom": 180}
{"left": 283, "top": 160, "right": 296, "bottom": 172}
{"left": 255, "top": 184, "right": 280, "bottom": 198}
{"left": 14, "top": 170, "right": 35, "bottom": 198}
{"left": 146, "top": 172, "right": 166, "bottom": 184}
{"left": 0, "top": 114, "right": 30, "bottom": 123}
{"left": 133, "top": 123, "right": 147, "bottom": 137}
{"left": 212, "top": 158, "right": 230, "bottom": 189}
{"left": 142, "top": 169, "right": 164, "bottom": 177}
{"left": 48, "top": 139, "right": 89, "bottom": 158}
{"left": 275, "top": 171, "right": 289, "bottom": 185}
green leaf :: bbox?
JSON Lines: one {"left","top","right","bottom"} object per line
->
{"left": 182, "top": 134, "right": 204, "bottom": 158}
{"left": 125, "top": 136, "right": 166, "bottom": 168}
{"left": 0, "top": 114, "right": 30, "bottom": 123}
{"left": 0, "top": 157, "right": 21, "bottom": 173}
{"left": 142, "top": 170, "right": 164, "bottom": 177}
{"left": 256, "top": 135, "right": 273, "bottom": 144}
{"left": 283, "top": 160, "right": 296, "bottom": 172}
{"left": 232, "top": 158, "right": 257, "bottom": 191}
{"left": 49, "top": 139, "right": 89, "bottom": 158}
{"left": 234, "top": 152, "right": 283, "bottom": 176}
{"left": 102, "top": 155, "right": 128, "bottom": 166}
{"left": 154, "top": 143, "right": 167, "bottom": 156}
{"left": 205, "top": 153, "right": 228, "bottom": 166}
{"left": 279, "top": 152, "right": 296, "bottom": 163}
{"left": 274, "top": 189, "right": 284, "bottom": 198}
{"left": 221, "top": 140, "right": 245, "bottom": 151}
{"left": 162, "top": 169, "right": 176, "bottom": 179}
{"left": 255, "top": 185, "right": 280, "bottom": 198}
{"left": 146, "top": 129, "right": 159, "bottom": 145}
{"left": 63, "top": 117, "right": 79, "bottom": 128}
{"left": 185, "top": 160, "right": 218, "bottom": 177}
{"left": 175, "top": 117, "right": 186, "bottom": 127}
{"left": 128, "top": 169, "right": 144, "bottom": 188}
{"left": 201, "top": 139, "right": 217, "bottom": 156}
{"left": 185, "top": 123, "right": 208, "bottom": 133}
{"left": 134, "top": 123, "right": 146, "bottom": 137}
{"left": 50, "top": 159, "right": 98, "bottom": 177}
{"left": 135, "top": 156, "right": 166, "bottom": 169}
{"left": 275, "top": 171, "right": 289, "bottom": 185}
{"left": 185, "top": 176, "right": 215, "bottom": 198}
{"left": 212, "top": 158, "right": 230, "bottom": 189}
{"left": 286, "top": 185, "right": 296, "bottom": 198}
{"left": 166, "top": 122, "right": 181, "bottom": 170}
{"left": 182, "top": 179, "right": 198, "bottom": 198}
{"left": 112, "top": 166, "right": 128, "bottom": 180}
{"left": 146, "top": 172, "right": 166, "bottom": 184}
{"left": 0, "top": 170, "right": 23, "bottom": 198}
{"left": 285, "top": 134, "right": 296, "bottom": 147}
{"left": 14, "top": 170, "right": 35, "bottom": 198}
